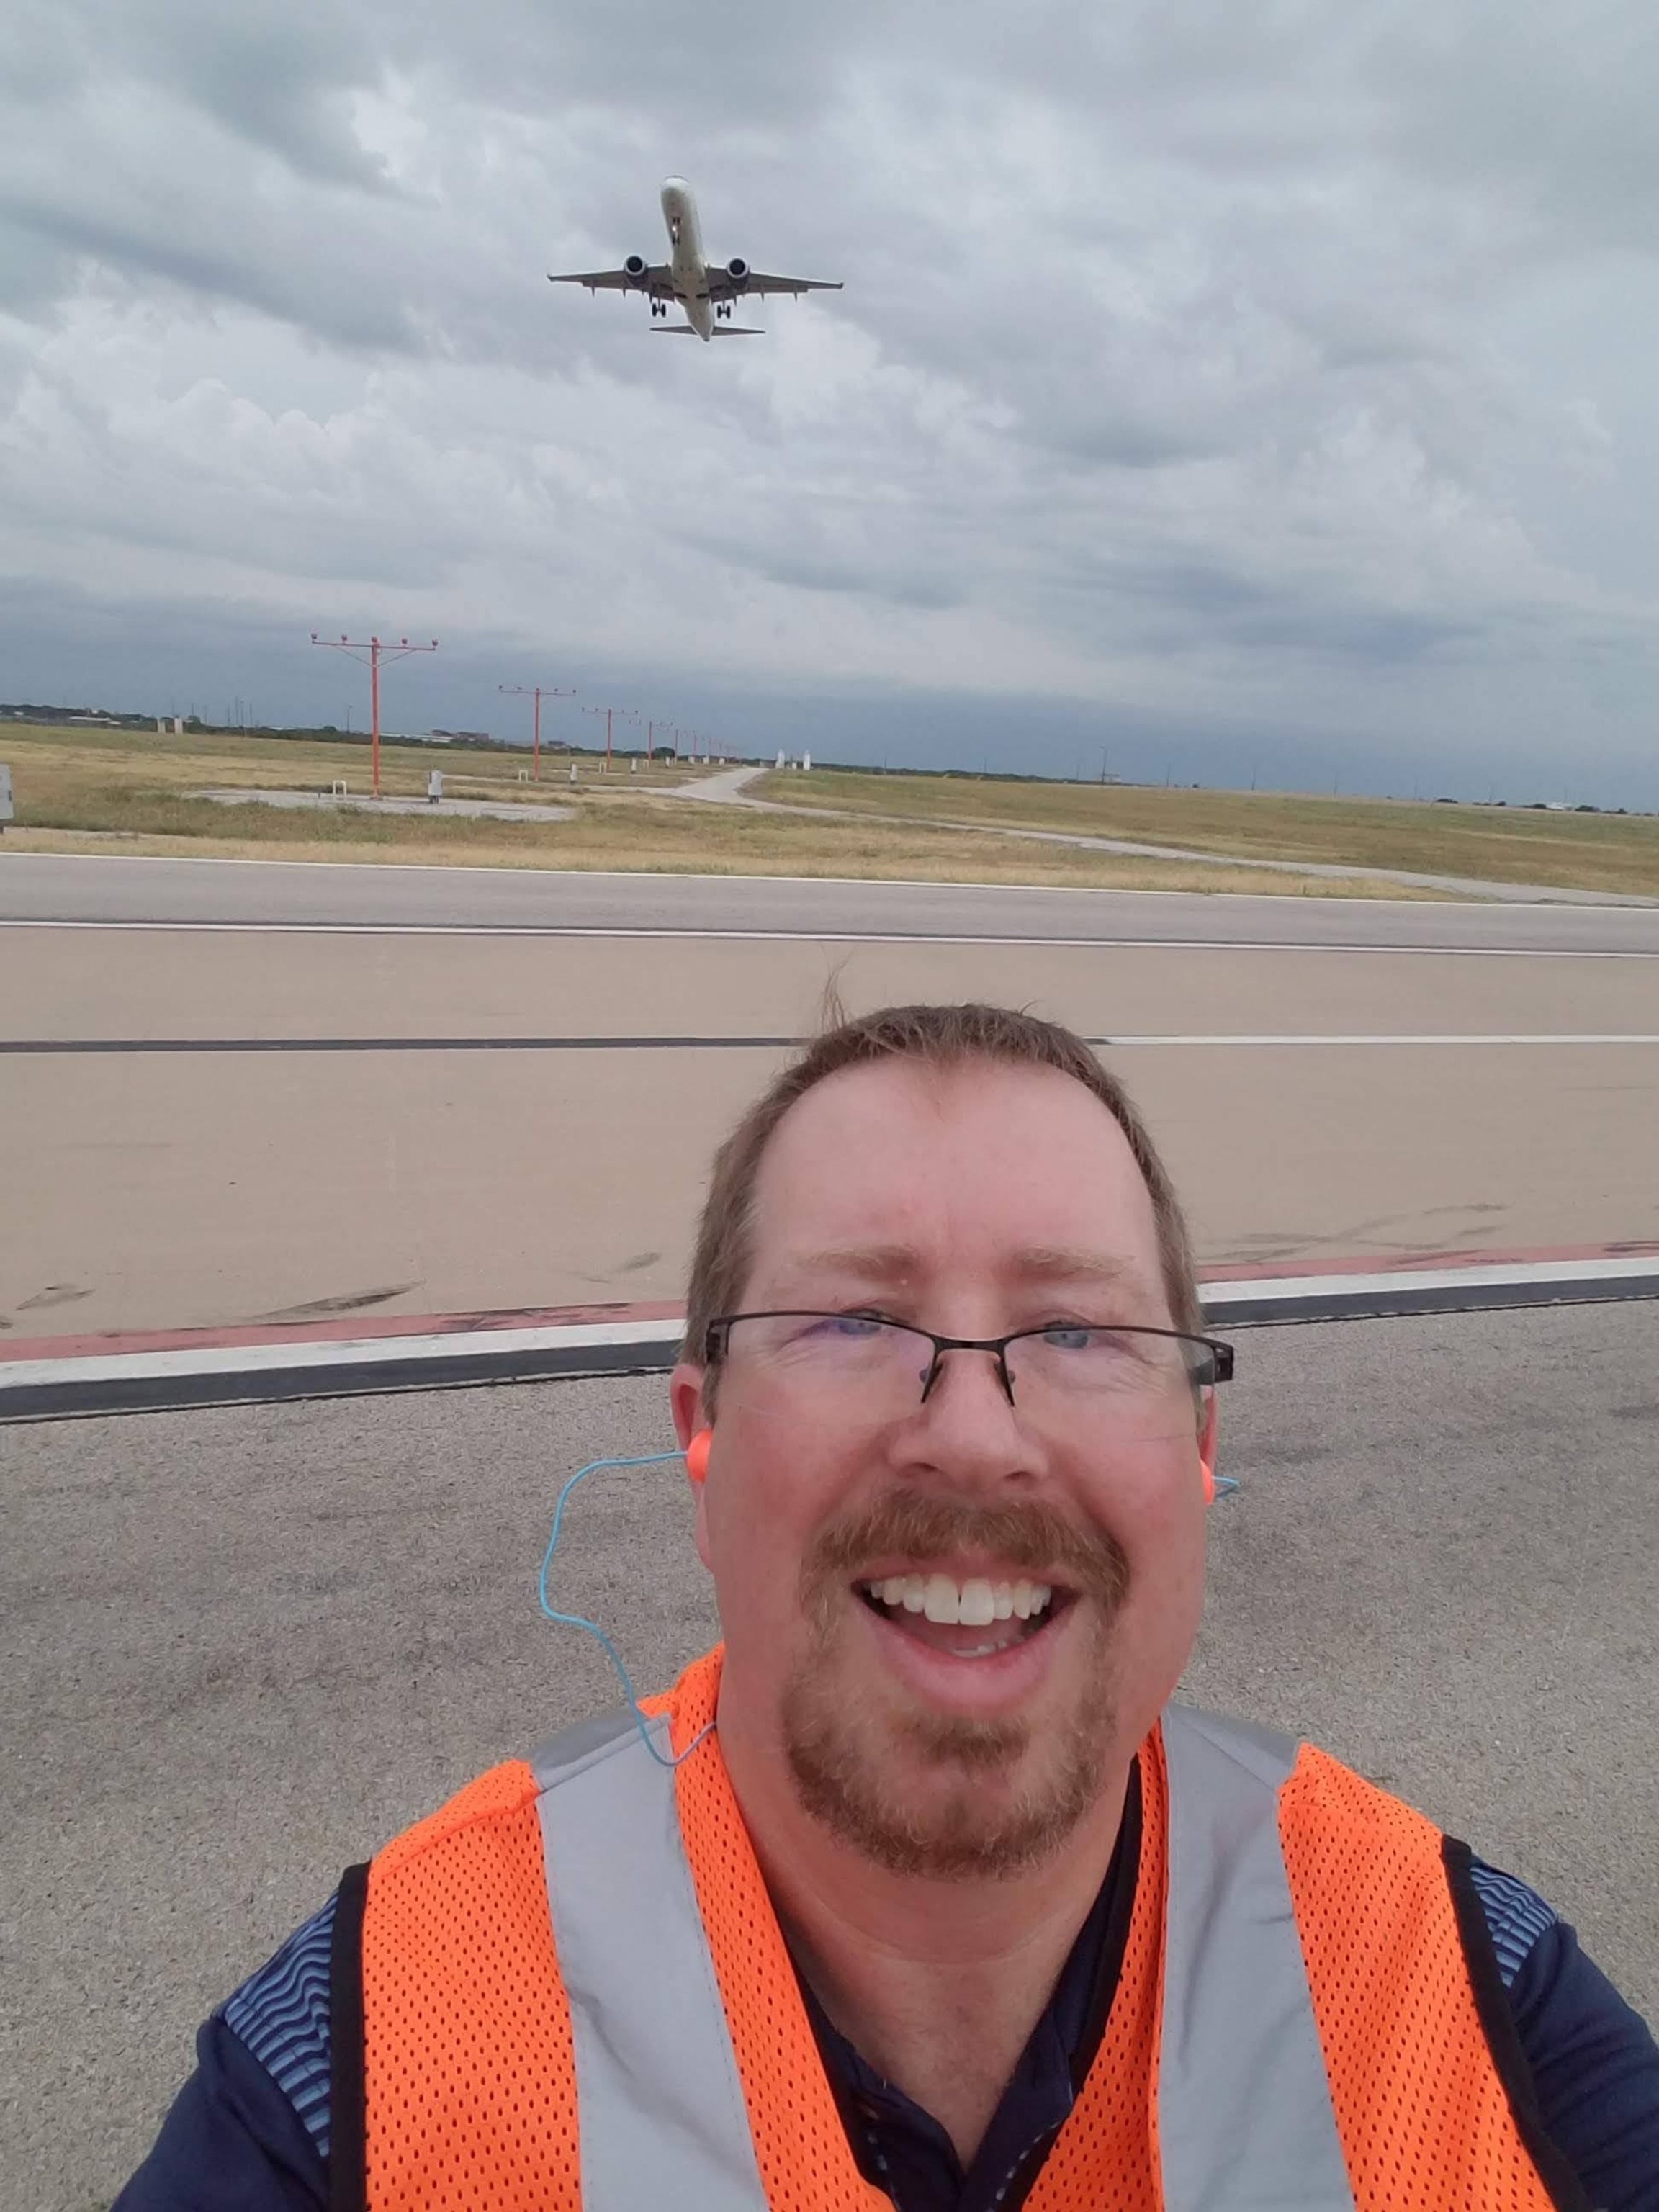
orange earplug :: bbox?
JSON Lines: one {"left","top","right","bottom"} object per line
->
{"left": 685, "top": 1428, "right": 712, "bottom": 1485}
{"left": 1201, "top": 1458, "right": 1217, "bottom": 1506}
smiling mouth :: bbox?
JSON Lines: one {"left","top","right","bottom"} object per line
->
{"left": 857, "top": 1573, "right": 1072, "bottom": 1659}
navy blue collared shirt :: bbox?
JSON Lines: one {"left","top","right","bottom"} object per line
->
{"left": 117, "top": 1758, "right": 1659, "bottom": 2211}
{"left": 799, "top": 1768, "right": 1142, "bottom": 2211}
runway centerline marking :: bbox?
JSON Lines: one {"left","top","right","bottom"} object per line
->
{"left": 4, "top": 1033, "right": 1658, "bottom": 1055}
{"left": 0, "top": 922, "right": 1653, "bottom": 960}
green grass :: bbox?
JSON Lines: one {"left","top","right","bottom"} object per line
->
{"left": 754, "top": 770, "right": 1659, "bottom": 898}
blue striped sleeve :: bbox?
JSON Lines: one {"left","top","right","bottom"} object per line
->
{"left": 1467, "top": 1856, "right": 1557, "bottom": 1987}
{"left": 221, "top": 1893, "right": 336, "bottom": 2157}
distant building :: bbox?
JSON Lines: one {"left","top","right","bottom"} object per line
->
{"left": 1, "top": 702, "right": 153, "bottom": 727}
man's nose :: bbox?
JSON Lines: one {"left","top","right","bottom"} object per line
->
{"left": 899, "top": 1343, "right": 1038, "bottom": 1487}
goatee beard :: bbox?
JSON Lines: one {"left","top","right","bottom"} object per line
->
{"left": 782, "top": 1488, "right": 1129, "bottom": 1879}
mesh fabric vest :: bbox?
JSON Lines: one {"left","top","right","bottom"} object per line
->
{"left": 354, "top": 1649, "right": 1563, "bottom": 2208}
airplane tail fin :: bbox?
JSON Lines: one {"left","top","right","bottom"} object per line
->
{"left": 712, "top": 325, "right": 765, "bottom": 336}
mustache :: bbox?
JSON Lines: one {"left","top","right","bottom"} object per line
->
{"left": 804, "top": 1488, "right": 1130, "bottom": 1605}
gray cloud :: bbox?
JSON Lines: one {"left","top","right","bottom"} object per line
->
{"left": 2, "top": 0, "right": 1658, "bottom": 804}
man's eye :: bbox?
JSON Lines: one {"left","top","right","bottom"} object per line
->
{"left": 1039, "top": 1324, "right": 1097, "bottom": 1352}
{"left": 800, "top": 1311, "right": 889, "bottom": 1340}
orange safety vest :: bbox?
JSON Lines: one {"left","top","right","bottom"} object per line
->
{"left": 330, "top": 1648, "right": 1584, "bottom": 2210}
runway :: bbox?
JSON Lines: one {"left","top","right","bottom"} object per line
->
{"left": 6, "top": 1308, "right": 1655, "bottom": 2206}
{"left": 6, "top": 849, "right": 1659, "bottom": 949}
{"left": 3, "top": 855, "right": 1656, "bottom": 1338}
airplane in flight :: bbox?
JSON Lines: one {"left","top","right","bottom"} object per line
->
{"left": 548, "top": 178, "right": 842, "bottom": 341}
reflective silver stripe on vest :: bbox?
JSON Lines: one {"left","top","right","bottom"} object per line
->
{"left": 1159, "top": 1704, "right": 1354, "bottom": 2210}
{"left": 531, "top": 1700, "right": 1354, "bottom": 2211}
{"left": 530, "top": 1712, "right": 768, "bottom": 2212}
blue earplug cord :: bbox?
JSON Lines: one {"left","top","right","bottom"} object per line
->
{"left": 537, "top": 1451, "right": 712, "bottom": 1768}
{"left": 538, "top": 1449, "right": 1238, "bottom": 1767}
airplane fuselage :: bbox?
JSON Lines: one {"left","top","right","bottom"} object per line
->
{"left": 548, "top": 180, "right": 839, "bottom": 339}
{"left": 662, "top": 178, "right": 714, "bottom": 339}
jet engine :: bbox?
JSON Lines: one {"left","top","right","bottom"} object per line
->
{"left": 624, "top": 254, "right": 649, "bottom": 283}
{"left": 725, "top": 257, "right": 750, "bottom": 284}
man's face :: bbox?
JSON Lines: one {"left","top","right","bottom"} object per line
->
{"left": 671, "top": 1058, "right": 1210, "bottom": 1880}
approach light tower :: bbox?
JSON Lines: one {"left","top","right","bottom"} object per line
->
{"left": 309, "top": 633, "right": 438, "bottom": 797}
{"left": 582, "top": 703, "right": 638, "bottom": 771}
{"left": 499, "top": 683, "right": 575, "bottom": 780}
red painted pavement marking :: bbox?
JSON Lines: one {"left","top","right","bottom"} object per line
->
{"left": 1190, "top": 1240, "right": 1659, "bottom": 1283}
{"left": 4, "top": 1245, "right": 1658, "bottom": 1365}
{"left": 0, "top": 1300, "right": 685, "bottom": 1364}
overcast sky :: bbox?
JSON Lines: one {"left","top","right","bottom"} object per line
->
{"left": 4, "top": 0, "right": 1659, "bottom": 802}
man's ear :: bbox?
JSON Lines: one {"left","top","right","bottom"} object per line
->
{"left": 670, "top": 1364, "right": 715, "bottom": 1568}
{"left": 670, "top": 1363, "right": 706, "bottom": 1457}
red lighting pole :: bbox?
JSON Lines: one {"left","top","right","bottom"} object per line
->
{"left": 499, "top": 683, "right": 575, "bottom": 780}
{"left": 581, "top": 703, "right": 638, "bottom": 771}
{"left": 310, "top": 633, "right": 438, "bottom": 798}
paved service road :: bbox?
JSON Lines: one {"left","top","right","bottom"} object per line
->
{"left": 3, "top": 1304, "right": 1653, "bottom": 2208}
{"left": 6, "top": 851, "right": 1659, "bottom": 950}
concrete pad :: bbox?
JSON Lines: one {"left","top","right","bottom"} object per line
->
{"left": 4, "top": 927, "right": 1658, "bottom": 1040}
{"left": 195, "top": 788, "right": 574, "bottom": 823}
{"left": 2, "top": 930, "right": 1657, "bottom": 1334}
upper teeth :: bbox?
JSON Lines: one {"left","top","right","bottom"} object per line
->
{"left": 863, "top": 1574, "right": 1054, "bottom": 1626}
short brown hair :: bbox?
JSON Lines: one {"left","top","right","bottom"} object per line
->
{"left": 684, "top": 1002, "right": 1200, "bottom": 1401}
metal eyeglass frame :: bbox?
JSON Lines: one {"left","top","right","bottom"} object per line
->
{"left": 703, "top": 1313, "right": 1235, "bottom": 1408}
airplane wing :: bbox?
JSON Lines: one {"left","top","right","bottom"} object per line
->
{"left": 705, "top": 269, "right": 844, "bottom": 300}
{"left": 547, "top": 265, "right": 673, "bottom": 296}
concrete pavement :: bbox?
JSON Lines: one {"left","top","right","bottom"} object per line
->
{"left": 197, "top": 788, "right": 575, "bottom": 823}
{"left": 7, "top": 850, "right": 1659, "bottom": 949}
{"left": 3, "top": 925, "right": 1658, "bottom": 1335}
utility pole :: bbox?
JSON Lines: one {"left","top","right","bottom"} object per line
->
{"left": 310, "top": 634, "right": 438, "bottom": 797}
{"left": 582, "top": 703, "right": 638, "bottom": 771}
{"left": 499, "top": 683, "right": 575, "bottom": 780}
{"left": 1099, "top": 746, "right": 1109, "bottom": 784}
{"left": 644, "top": 719, "right": 673, "bottom": 762}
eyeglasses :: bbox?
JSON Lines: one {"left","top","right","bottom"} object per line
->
{"left": 704, "top": 1312, "right": 1233, "bottom": 1440}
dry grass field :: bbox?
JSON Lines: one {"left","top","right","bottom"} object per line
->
{"left": 755, "top": 768, "right": 1659, "bottom": 898}
{"left": 0, "top": 724, "right": 1444, "bottom": 897}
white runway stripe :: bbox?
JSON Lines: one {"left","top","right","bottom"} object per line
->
{"left": 0, "top": 921, "right": 1653, "bottom": 960}
{"left": 1, "top": 1033, "right": 1655, "bottom": 1053}
{"left": 0, "top": 1316, "right": 683, "bottom": 1392}
{"left": 1206, "top": 1256, "right": 1659, "bottom": 1305}
{"left": 1100, "top": 1033, "right": 1659, "bottom": 1046}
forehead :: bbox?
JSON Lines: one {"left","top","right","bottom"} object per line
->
{"left": 747, "top": 1057, "right": 1164, "bottom": 1292}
